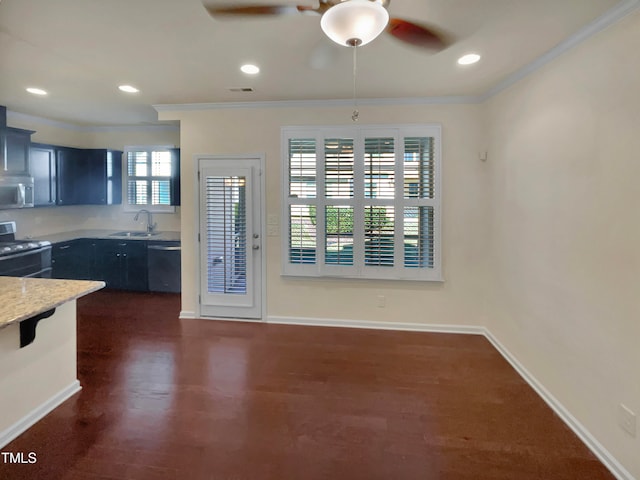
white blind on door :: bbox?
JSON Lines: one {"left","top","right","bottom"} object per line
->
{"left": 205, "top": 176, "right": 247, "bottom": 294}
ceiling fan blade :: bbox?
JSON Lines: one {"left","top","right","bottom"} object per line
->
{"left": 386, "top": 18, "right": 451, "bottom": 50}
{"left": 203, "top": 4, "right": 302, "bottom": 18}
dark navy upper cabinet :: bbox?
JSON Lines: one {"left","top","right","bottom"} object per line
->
{"left": 56, "top": 146, "right": 86, "bottom": 205}
{"left": 31, "top": 144, "right": 123, "bottom": 206}
{"left": 2, "top": 127, "right": 34, "bottom": 176}
{"left": 30, "top": 143, "right": 57, "bottom": 206}
{"left": 85, "top": 149, "right": 122, "bottom": 205}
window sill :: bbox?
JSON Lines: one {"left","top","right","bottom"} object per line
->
{"left": 281, "top": 272, "right": 445, "bottom": 282}
{"left": 123, "top": 205, "right": 177, "bottom": 214}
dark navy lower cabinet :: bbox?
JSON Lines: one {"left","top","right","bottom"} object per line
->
{"left": 51, "top": 240, "right": 90, "bottom": 280}
{"left": 53, "top": 238, "right": 148, "bottom": 291}
{"left": 94, "top": 239, "right": 148, "bottom": 291}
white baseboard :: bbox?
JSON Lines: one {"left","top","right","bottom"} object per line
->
{"left": 179, "top": 310, "right": 197, "bottom": 319}
{"left": 0, "top": 380, "right": 82, "bottom": 450}
{"left": 267, "top": 315, "right": 484, "bottom": 335}
{"left": 483, "top": 329, "right": 635, "bottom": 480}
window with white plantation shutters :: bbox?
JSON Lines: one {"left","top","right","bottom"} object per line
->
{"left": 282, "top": 125, "right": 442, "bottom": 281}
{"left": 124, "top": 146, "right": 178, "bottom": 211}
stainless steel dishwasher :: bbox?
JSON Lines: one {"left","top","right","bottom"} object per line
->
{"left": 147, "top": 241, "right": 181, "bottom": 293}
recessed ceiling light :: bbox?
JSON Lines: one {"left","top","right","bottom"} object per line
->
{"left": 118, "top": 85, "right": 139, "bottom": 93}
{"left": 457, "top": 53, "right": 481, "bottom": 66}
{"left": 240, "top": 64, "right": 260, "bottom": 75}
{"left": 26, "top": 87, "right": 47, "bottom": 96}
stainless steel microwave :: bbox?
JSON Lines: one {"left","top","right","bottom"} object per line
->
{"left": 0, "top": 176, "right": 34, "bottom": 209}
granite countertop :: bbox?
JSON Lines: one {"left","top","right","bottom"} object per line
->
{"left": 30, "top": 229, "right": 181, "bottom": 244}
{"left": 0, "top": 277, "right": 105, "bottom": 330}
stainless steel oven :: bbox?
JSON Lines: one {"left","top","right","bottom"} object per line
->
{"left": 0, "top": 221, "right": 51, "bottom": 278}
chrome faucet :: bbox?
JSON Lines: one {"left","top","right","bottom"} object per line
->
{"left": 134, "top": 209, "right": 157, "bottom": 233}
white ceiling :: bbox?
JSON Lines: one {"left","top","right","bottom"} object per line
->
{"left": 0, "top": 0, "right": 633, "bottom": 126}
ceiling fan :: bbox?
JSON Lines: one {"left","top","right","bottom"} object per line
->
{"left": 202, "top": 0, "right": 452, "bottom": 51}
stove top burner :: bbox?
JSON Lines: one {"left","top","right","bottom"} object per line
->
{"left": 0, "top": 222, "right": 51, "bottom": 257}
{"left": 0, "top": 240, "right": 51, "bottom": 256}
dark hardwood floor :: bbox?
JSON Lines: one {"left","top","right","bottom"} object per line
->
{"left": 0, "top": 289, "right": 613, "bottom": 480}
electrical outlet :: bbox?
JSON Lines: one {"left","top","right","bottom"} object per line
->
{"left": 267, "top": 214, "right": 279, "bottom": 226}
{"left": 618, "top": 404, "right": 637, "bottom": 438}
{"left": 376, "top": 295, "right": 386, "bottom": 308}
{"left": 267, "top": 225, "right": 278, "bottom": 237}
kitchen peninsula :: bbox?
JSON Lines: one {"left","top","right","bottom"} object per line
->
{"left": 0, "top": 276, "right": 104, "bottom": 448}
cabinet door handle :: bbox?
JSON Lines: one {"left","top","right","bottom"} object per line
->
{"left": 58, "top": 245, "right": 71, "bottom": 250}
{"left": 148, "top": 245, "right": 181, "bottom": 251}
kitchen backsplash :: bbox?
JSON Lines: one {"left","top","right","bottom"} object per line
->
{"left": 0, "top": 205, "right": 181, "bottom": 238}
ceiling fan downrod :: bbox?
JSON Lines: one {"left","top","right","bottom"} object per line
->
{"left": 351, "top": 42, "right": 359, "bottom": 122}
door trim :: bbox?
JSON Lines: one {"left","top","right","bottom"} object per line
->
{"left": 194, "top": 154, "right": 266, "bottom": 321}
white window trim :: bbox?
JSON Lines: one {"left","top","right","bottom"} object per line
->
{"left": 123, "top": 145, "right": 177, "bottom": 213}
{"left": 281, "top": 124, "right": 443, "bottom": 282}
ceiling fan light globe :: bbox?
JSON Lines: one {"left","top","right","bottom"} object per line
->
{"left": 320, "top": 0, "right": 389, "bottom": 47}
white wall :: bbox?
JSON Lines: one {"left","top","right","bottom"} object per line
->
{"left": 1, "top": 115, "right": 181, "bottom": 237}
{"left": 485, "top": 10, "right": 640, "bottom": 478}
{"left": 159, "top": 104, "right": 492, "bottom": 326}
{"left": 0, "top": 301, "right": 78, "bottom": 447}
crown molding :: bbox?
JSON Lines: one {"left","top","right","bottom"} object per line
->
{"left": 481, "top": 0, "right": 640, "bottom": 101}
{"left": 153, "top": 95, "right": 482, "bottom": 113}
{"left": 86, "top": 124, "right": 179, "bottom": 133}
{"left": 7, "top": 110, "right": 179, "bottom": 133}
{"left": 7, "top": 111, "right": 87, "bottom": 132}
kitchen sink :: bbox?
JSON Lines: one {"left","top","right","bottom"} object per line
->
{"left": 109, "top": 231, "right": 160, "bottom": 237}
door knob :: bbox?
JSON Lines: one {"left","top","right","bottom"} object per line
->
{"left": 253, "top": 245, "right": 260, "bottom": 250}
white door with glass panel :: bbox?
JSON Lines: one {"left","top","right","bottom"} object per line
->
{"left": 198, "top": 157, "right": 263, "bottom": 319}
